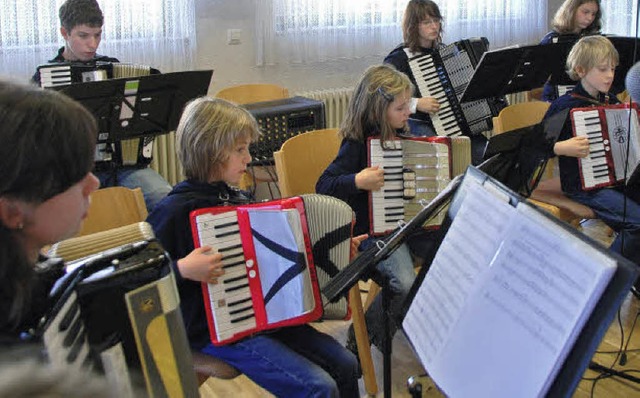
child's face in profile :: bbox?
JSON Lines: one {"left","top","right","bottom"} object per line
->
{"left": 386, "top": 89, "right": 412, "bottom": 130}
{"left": 220, "top": 137, "right": 252, "bottom": 186}
{"left": 579, "top": 60, "right": 616, "bottom": 97}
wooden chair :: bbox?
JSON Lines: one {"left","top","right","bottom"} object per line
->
{"left": 76, "top": 187, "right": 148, "bottom": 237}
{"left": 492, "top": 101, "right": 597, "bottom": 226}
{"left": 274, "top": 128, "right": 379, "bottom": 396}
{"left": 215, "top": 83, "right": 290, "bottom": 192}
{"left": 215, "top": 83, "right": 289, "bottom": 105}
{"left": 59, "top": 186, "right": 242, "bottom": 387}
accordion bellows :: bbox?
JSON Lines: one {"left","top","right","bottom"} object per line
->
{"left": 48, "top": 222, "right": 155, "bottom": 263}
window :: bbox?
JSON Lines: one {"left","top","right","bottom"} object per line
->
{"left": 0, "top": 0, "right": 195, "bottom": 81}
{"left": 601, "top": 1, "right": 638, "bottom": 36}
{"left": 256, "top": 0, "right": 547, "bottom": 66}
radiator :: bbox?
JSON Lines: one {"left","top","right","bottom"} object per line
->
{"left": 150, "top": 132, "right": 183, "bottom": 186}
{"left": 296, "top": 87, "right": 354, "bottom": 129}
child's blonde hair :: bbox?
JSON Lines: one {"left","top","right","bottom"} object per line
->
{"left": 565, "top": 35, "right": 618, "bottom": 81}
{"left": 176, "top": 97, "right": 260, "bottom": 182}
{"left": 340, "top": 64, "right": 413, "bottom": 143}
{"left": 402, "top": 0, "right": 443, "bottom": 52}
{"left": 552, "top": 0, "right": 601, "bottom": 35}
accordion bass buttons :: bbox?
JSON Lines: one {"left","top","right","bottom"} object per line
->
{"left": 247, "top": 259, "right": 256, "bottom": 278}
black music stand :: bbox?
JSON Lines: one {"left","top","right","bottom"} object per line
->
{"left": 460, "top": 42, "right": 573, "bottom": 102}
{"left": 322, "top": 178, "right": 462, "bottom": 398}
{"left": 52, "top": 70, "right": 213, "bottom": 142}
{"left": 482, "top": 108, "right": 569, "bottom": 197}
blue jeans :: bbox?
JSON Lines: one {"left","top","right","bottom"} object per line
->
{"left": 567, "top": 188, "right": 640, "bottom": 265}
{"left": 201, "top": 325, "right": 359, "bottom": 397}
{"left": 95, "top": 167, "right": 172, "bottom": 212}
{"left": 357, "top": 240, "right": 416, "bottom": 350}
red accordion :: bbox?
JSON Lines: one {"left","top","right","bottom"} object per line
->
{"left": 570, "top": 103, "right": 640, "bottom": 190}
{"left": 190, "top": 194, "right": 353, "bottom": 345}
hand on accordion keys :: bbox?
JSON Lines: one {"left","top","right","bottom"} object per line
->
{"left": 554, "top": 135, "right": 590, "bottom": 158}
{"left": 356, "top": 166, "right": 385, "bottom": 191}
{"left": 416, "top": 96, "right": 441, "bottom": 115}
{"left": 177, "top": 245, "right": 226, "bottom": 284}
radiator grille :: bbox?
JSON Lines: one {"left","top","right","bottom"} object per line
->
{"left": 296, "top": 87, "right": 353, "bottom": 129}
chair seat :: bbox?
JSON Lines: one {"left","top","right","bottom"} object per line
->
{"left": 529, "top": 178, "right": 596, "bottom": 220}
{"left": 191, "top": 351, "right": 241, "bottom": 385}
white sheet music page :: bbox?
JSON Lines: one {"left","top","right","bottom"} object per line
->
{"left": 403, "top": 181, "right": 616, "bottom": 398}
{"left": 249, "top": 209, "right": 313, "bottom": 324}
{"left": 403, "top": 180, "right": 515, "bottom": 366}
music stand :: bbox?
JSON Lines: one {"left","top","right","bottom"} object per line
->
{"left": 460, "top": 42, "right": 573, "bottom": 102}
{"left": 482, "top": 108, "right": 569, "bottom": 197}
{"left": 52, "top": 70, "right": 213, "bottom": 143}
{"left": 322, "top": 177, "right": 462, "bottom": 398}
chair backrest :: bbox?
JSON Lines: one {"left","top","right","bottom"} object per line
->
{"left": 215, "top": 84, "right": 289, "bottom": 105}
{"left": 492, "top": 100, "right": 551, "bottom": 134}
{"left": 273, "top": 128, "right": 342, "bottom": 197}
{"left": 76, "top": 186, "right": 148, "bottom": 236}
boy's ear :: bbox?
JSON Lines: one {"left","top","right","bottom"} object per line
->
{"left": 60, "top": 26, "right": 69, "bottom": 40}
{"left": 575, "top": 66, "right": 587, "bottom": 79}
{"left": 0, "top": 198, "right": 25, "bottom": 230}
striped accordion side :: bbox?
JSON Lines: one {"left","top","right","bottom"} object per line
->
{"left": 190, "top": 194, "right": 354, "bottom": 346}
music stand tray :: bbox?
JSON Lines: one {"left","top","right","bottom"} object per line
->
{"left": 53, "top": 70, "right": 213, "bottom": 143}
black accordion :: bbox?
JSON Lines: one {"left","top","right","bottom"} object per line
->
{"left": 38, "top": 240, "right": 199, "bottom": 397}
{"left": 36, "top": 61, "right": 159, "bottom": 89}
{"left": 406, "top": 37, "right": 505, "bottom": 137}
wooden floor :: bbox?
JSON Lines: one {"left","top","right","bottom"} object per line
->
{"left": 199, "top": 219, "right": 640, "bottom": 397}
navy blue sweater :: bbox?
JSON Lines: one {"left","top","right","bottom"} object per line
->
{"left": 543, "top": 81, "right": 619, "bottom": 193}
{"left": 146, "top": 179, "right": 252, "bottom": 349}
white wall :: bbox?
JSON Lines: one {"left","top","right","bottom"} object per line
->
{"left": 194, "top": 0, "right": 558, "bottom": 95}
{"left": 194, "top": 0, "right": 395, "bottom": 95}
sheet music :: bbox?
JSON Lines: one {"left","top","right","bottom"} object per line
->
{"left": 249, "top": 209, "right": 314, "bottom": 323}
{"left": 403, "top": 181, "right": 515, "bottom": 364}
{"left": 403, "top": 180, "right": 616, "bottom": 398}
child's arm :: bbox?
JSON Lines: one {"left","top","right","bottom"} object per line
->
{"left": 553, "top": 135, "right": 590, "bottom": 158}
{"left": 176, "top": 246, "right": 225, "bottom": 284}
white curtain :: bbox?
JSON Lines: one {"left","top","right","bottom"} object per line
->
{"left": 601, "top": 0, "right": 639, "bottom": 36}
{"left": 0, "top": 0, "right": 196, "bottom": 82}
{"left": 438, "top": 1, "right": 546, "bottom": 49}
{"left": 255, "top": 0, "right": 547, "bottom": 66}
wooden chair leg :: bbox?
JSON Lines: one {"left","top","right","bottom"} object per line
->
{"left": 349, "top": 285, "right": 378, "bottom": 396}
{"left": 363, "top": 281, "right": 381, "bottom": 313}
